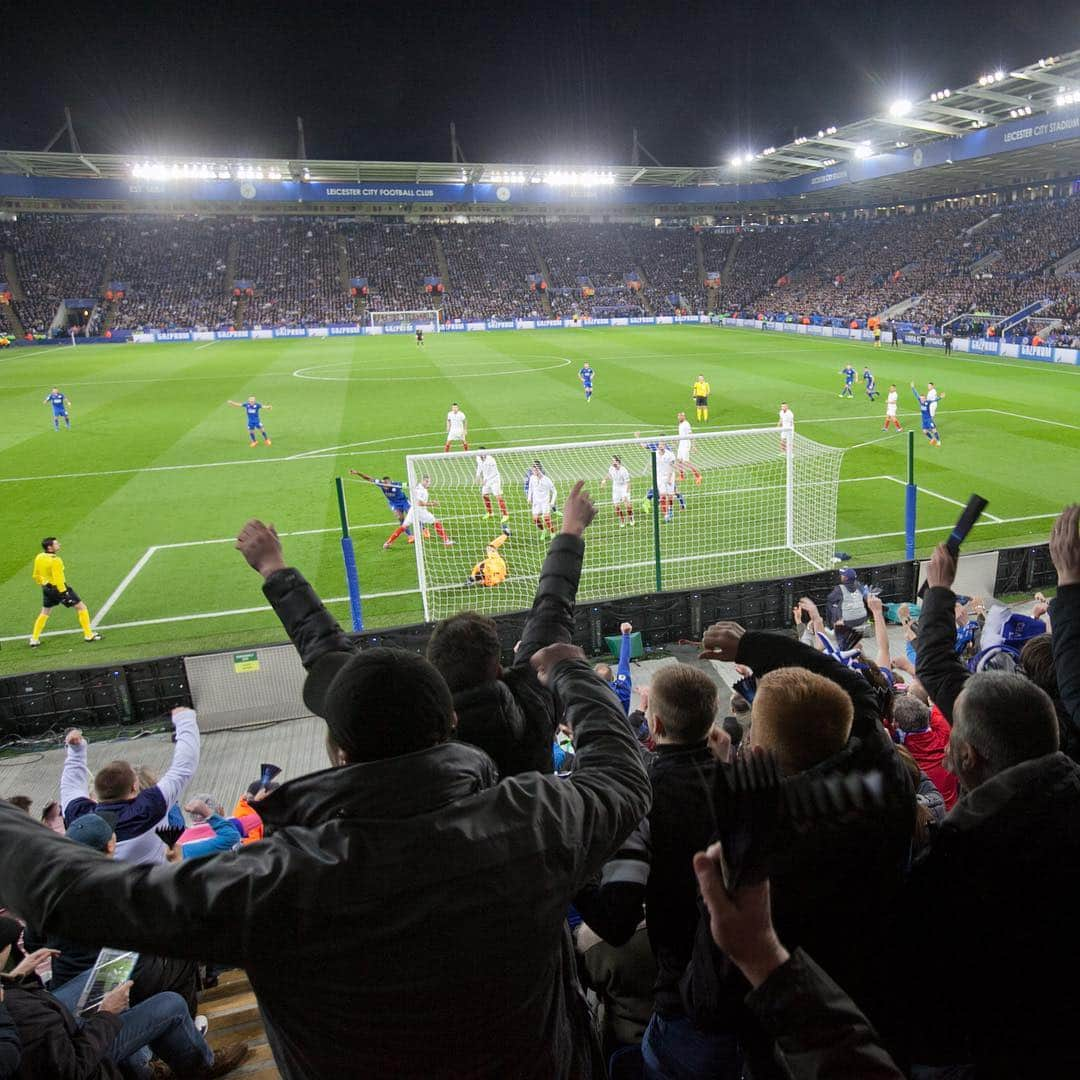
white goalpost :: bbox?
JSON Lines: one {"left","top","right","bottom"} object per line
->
{"left": 367, "top": 309, "right": 441, "bottom": 332}
{"left": 405, "top": 429, "right": 843, "bottom": 621}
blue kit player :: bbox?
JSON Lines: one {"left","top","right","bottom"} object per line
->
{"left": 579, "top": 363, "right": 595, "bottom": 402}
{"left": 863, "top": 366, "right": 880, "bottom": 401}
{"left": 839, "top": 365, "right": 856, "bottom": 398}
{"left": 349, "top": 469, "right": 411, "bottom": 536}
{"left": 593, "top": 621, "right": 635, "bottom": 715}
{"left": 44, "top": 387, "right": 72, "bottom": 430}
{"left": 228, "top": 396, "right": 272, "bottom": 446}
{"left": 910, "top": 383, "right": 941, "bottom": 446}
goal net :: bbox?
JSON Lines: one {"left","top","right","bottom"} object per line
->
{"left": 405, "top": 429, "right": 844, "bottom": 621}
{"left": 368, "top": 309, "right": 441, "bottom": 332}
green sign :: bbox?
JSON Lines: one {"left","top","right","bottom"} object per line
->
{"left": 233, "top": 651, "right": 260, "bottom": 673}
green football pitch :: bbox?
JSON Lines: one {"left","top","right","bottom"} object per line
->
{"left": 2, "top": 325, "right": 1077, "bottom": 675}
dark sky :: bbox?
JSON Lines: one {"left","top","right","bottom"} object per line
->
{"left": 5, "top": 0, "right": 1079, "bottom": 166}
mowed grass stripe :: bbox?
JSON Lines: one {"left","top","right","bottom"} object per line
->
{"left": 1, "top": 326, "right": 1076, "bottom": 674}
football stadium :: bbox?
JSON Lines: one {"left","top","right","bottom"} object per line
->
{"left": 2, "top": 25, "right": 1080, "bottom": 1080}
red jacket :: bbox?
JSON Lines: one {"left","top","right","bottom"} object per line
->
{"left": 903, "top": 706, "right": 958, "bottom": 809}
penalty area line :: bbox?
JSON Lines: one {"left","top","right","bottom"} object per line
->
{"left": 91, "top": 547, "right": 158, "bottom": 629}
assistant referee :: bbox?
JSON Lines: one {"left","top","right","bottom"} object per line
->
{"left": 692, "top": 374, "right": 711, "bottom": 422}
{"left": 29, "top": 536, "right": 101, "bottom": 646}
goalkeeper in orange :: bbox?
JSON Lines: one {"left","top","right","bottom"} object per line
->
{"left": 467, "top": 526, "right": 511, "bottom": 587}
{"left": 29, "top": 536, "right": 102, "bottom": 646}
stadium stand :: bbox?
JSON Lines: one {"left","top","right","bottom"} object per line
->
{"left": 1, "top": 195, "right": 1080, "bottom": 335}
{"left": 341, "top": 221, "right": 440, "bottom": 315}
{"left": 436, "top": 222, "right": 541, "bottom": 321}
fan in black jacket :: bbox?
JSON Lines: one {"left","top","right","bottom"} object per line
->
{"left": 0, "top": 484, "right": 651, "bottom": 1080}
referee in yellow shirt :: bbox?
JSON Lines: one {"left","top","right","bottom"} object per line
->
{"left": 692, "top": 374, "right": 711, "bottom": 422}
{"left": 30, "top": 537, "right": 101, "bottom": 646}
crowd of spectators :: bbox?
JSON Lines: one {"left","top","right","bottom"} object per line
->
{"left": 108, "top": 217, "right": 234, "bottom": 331}
{"left": 340, "top": 221, "right": 440, "bottom": 315}
{"left": 234, "top": 219, "right": 353, "bottom": 328}
{"left": 2, "top": 477, "right": 1079, "bottom": 1078}
{"left": 4, "top": 198, "right": 1080, "bottom": 335}
{"left": 435, "top": 223, "right": 541, "bottom": 321}
{"left": 0, "top": 215, "right": 111, "bottom": 334}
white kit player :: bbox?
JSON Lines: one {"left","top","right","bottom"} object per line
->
{"left": 926, "top": 382, "right": 944, "bottom": 418}
{"left": 675, "top": 412, "right": 703, "bottom": 484}
{"left": 444, "top": 402, "right": 468, "bottom": 452}
{"left": 656, "top": 441, "right": 678, "bottom": 523}
{"left": 527, "top": 463, "right": 558, "bottom": 534}
{"left": 601, "top": 454, "right": 634, "bottom": 527}
{"left": 778, "top": 402, "right": 795, "bottom": 450}
{"left": 386, "top": 475, "right": 453, "bottom": 548}
{"left": 883, "top": 384, "right": 903, "bottom": 431}
{"left": 475, "top": 448, "right": 509, "bottom": 522}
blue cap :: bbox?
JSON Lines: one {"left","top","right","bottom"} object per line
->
{"left": 840, "top": 568, "right": 857, "bottom": 582}
{"left": 67, "top": 812, "right": 117, "bottom": 852}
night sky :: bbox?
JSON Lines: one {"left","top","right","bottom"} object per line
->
{"left": 5, "top": 0, "right": 1079, "bottom": 166}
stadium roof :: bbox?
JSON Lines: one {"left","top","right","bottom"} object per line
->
{"left": 2, "top": 49, "right": 1080, "bottom": 207}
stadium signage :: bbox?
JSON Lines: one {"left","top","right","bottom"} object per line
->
{"left": 157, "top": 331, "right": 192, "bottom": 341}
{"left": 251, "top": 328, "right": 274, "bottom": 339}
{"left": 969, "top": 338, "right": 1000, "bottom": 354}
{"left": 328, "top": 325, "right": 362, "bottom": 335}
{"left": 273, "top": 327, "right": 307, "bottom": 337}
{"left": 465, "top": 322, "right": 487, "bottom": 331}
{"left": 1019, "top": 343, "right": 1053, "bottom": 360}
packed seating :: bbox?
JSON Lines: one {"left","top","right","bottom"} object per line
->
{"left": 341, "top": 221, "right": 440, "bottom": 314}
{"left": 109, "top": 216, "right": 234, "bottom": 331}
{"left": 436, "top": 223, "right": 541, "bottom": 321}
{"left": 633, "top": 227, "right": 704, "bottom": 313}
{"left": 1, "top": 215, "right": 111, "bottom": 334}
{"left": 3, "top": 197, "right": 1080, "bottom": 335}
{"left": 234, "top": 219, "right": 352, "bottom": 327}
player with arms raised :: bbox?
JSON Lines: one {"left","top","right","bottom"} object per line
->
{"left": 475, "top": 448, "right": 509, "bottom": 523}
{"left": 911, "top": 384, "right": 941, "bottom": 446}
{"left": 445, "top": 402, "right": 468, "bottom": 452}
{"left": 600, "top": 454, "right": 634, "bottom": 527}
{"left": 385, "top": 475, "right": 453, "bottom": 547}
{"left": 675, "top": 412, "right": 703, "bottom": 484}
{"left": 228, "top": 396, "right": 272, "bottom": 447}
{"left": 778, "top": 401, "right": 795, "bottom": 450}
{"left": 527, "top": 463, "right": 558, "bottom": 535}
{"left": 349, "top": 469, "right": 411, "bottom": 538}
{"left": 578, "top": 363, "right": 595, "bottom": 402}
{"left": 44, "top": 388, "right": 72, "bottom": 431}
{"left": 691, "top": 374, "right": 711, "bottom": 421}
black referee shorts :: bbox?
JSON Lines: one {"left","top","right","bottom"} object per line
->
{"left": 42, "top": 585, "right": 81, "bottom": 609}
{"left": 694, "top": 396, "right": 708, "bottom": 406}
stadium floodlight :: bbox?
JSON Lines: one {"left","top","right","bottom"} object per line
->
{"left": 854, "top": 142, "right": 873, "bottom": 159}
{"left": 826, "top": 126, "right": 837, "bottom": 135}
{"left": 888, "top": 99, "right": 912, "bottom": 117}
{"left": 541, "top": 170, "right": 616, "bottom": 187}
